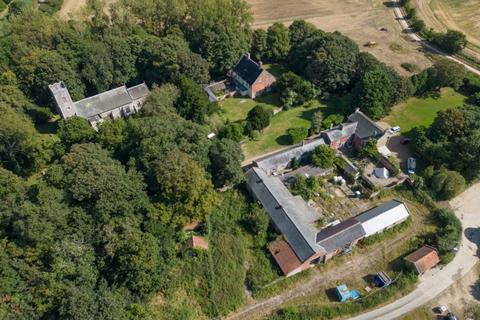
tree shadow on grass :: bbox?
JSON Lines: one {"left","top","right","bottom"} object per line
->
{"left": 275, "top": 134, "right": 292, "bottom": 146}
{"left": 275, "top": 134, "right": 291, "bottom": 146}
{"left": 255, "top": 93, "right": 281, "bottom": 106}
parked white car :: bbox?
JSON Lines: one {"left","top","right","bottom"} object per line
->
{"left": 388, "top": 126, "right": 401, "bottom": 134}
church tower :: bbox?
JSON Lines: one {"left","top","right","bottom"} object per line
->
{"left": 48, "top": 81, "right": 77, "bottom": 119}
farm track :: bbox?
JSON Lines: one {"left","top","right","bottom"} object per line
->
{"left": 225, "top": 218, "right": 426, "bottom": 320}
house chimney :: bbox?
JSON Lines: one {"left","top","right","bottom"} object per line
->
{"left": 259, "top": 61, "right": 263, "bottom": 69}
{"left": 355, "top": 107, "right": 360, "bottom": 113}
{"left": 246, "top": 52, "right": 251, "bottom": 59}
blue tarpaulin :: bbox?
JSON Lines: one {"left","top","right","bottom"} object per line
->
{"left": 335, "top": 284, "right": 360, "bottom": 302}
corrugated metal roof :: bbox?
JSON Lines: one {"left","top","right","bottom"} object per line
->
{"left": 246, "top": 167, "right": 324, "bottom": 262}
{"left": 356, "top": 200, "right": 410, "bottom": 237}
{"left": 315, "top": 218, "right": 365, "bottom": 253}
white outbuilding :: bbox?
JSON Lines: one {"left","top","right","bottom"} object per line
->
{"left": 355, "top": 200, "right": 410, "bottom": 237}
{"left": 374, "top": 167, "right": 390, "bottom": 179}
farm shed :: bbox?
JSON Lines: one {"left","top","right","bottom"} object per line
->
{"left": 404, "top": 245, "right": 441, "bottom": 274}
{"left": 356, "top": 200, "right": 410, "bottom": 237}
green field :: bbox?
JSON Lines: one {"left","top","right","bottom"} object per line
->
{"left": 383, "top": 87, "right": 467, "bottom": 134}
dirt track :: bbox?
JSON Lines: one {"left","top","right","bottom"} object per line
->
{"left": 225, "top": 204, "right": 430, "bottom": 320}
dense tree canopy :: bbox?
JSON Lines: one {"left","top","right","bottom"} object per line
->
{"left": 412, "top": 104, "right": 480, "bottom": 180}
{"left": 290, "top": 31, "right": 360, "bottom": 93}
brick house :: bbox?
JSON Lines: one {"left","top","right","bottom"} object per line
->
{"left": 229, "top": 53, "right": 276, "bottom": 98}
{"left": 321, "top": 109, "right": 385, "bottom": 150}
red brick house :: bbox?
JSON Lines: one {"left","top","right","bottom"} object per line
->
{"left": 229, "top": 53, "right": 276, "bottom": 98}
{"left": 321, "top": 109, "right": 385, "bottom": 150}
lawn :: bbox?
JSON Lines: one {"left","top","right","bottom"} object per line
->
{"left": 383, "top": 87, "right": 467, "bottom": 134}
{"left": 219, "top": 86, "right": 351, "bottom": 160}
{"left": 243, "top": 103, "right": 320, "bottom": 159}
{"left": 219, "top": 94, "right": 279, "bottom": 123}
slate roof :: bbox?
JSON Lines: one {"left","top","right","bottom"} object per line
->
{"left": 127, "top": 83, "right": 150, "bottom": 100}
{"left": 404, "top": 245, "right": 440, "bottom": 274}
{"left": 348, "top": 109, "right": 385, "bottom": 140}
{"left": 323, "top": 122, "right": 358, "bottom": 143}
{"left": 74, "top": 84, "right": 149, "bottom": 119}
{"left": 246, "top": 167, "right": 324, "bottom": 262}
{"left": 315, "top": 218, "right": 366, "bottom": 253}
{"left": 254, "top": 137, "right": 326, "bottom": 173}
{"left": 232, "top": 55, "right": 265, "bottom": 85}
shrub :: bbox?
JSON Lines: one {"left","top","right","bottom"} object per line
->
{"left": 432, "top": 208, "right": 462, "bottom": 260}
{"left": 359, "top": 138, "right": 380, "bottom": 160}
{"left": 410, "top": 19, "right": 426, "bottom": 33}
{"left": 250, "top": 130, "right": 260, "bottom": 140}
{"left": 246, "top": 250, "right": 279, "bottom": 292}
{"left": 219, "top": 123, "right": 244, "bottom": 142}
{"left": 400, "top": 62, "right": 417, "bottom": 72}
{"left": 321, "top": 114, "right": 344, "bottom": 129}
{"left": 286, "top": 127, "right": 308, "bottom": 144}
{"left": 247, "top": 105, "right": 273, "bottom": 131}
{"left": 311, "top": 145, "right": 335, "bottom": 168}
{"left": 428, "top": 168, "right": 466, "bottom": 200}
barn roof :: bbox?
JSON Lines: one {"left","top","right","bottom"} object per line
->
{"left": 246, "top": 167, "right": 324, "bottom": 262}
{"left": 254, "top": 137, "right": 326, "bottom": 173}
{"left": 356, "top": 200, "right": 410, "bottom": 237}
{"left": 404, "top": 245, "right": 440, "bottom": 274}
{"left": 268, "top": 238, "right": 303, "bottom": 275}
{"left": 315, "top": 218, "right": 366, "bottom": 253}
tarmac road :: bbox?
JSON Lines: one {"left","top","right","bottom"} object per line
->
{"left": 349, "top": 183, "right": 480, "bottom": 320}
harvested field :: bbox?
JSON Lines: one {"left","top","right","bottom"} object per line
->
{"left": 246, "top": 0, "right": 433, "bottom": 75}
{"left": 413, "top": 0, "right": 480, "bottom": 60}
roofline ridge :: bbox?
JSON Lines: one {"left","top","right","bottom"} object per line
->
{"left": 250, "top": 167, "right": 318, "bottom": 255}
{"left": 73, "top": 85, "right": 130, "bottom": 105}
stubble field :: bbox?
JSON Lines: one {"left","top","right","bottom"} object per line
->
{"left": 246, "top": 0, "right": 432, "bottom": 75}
{"left": 413, "top": 0, "right": 480, "bottom": 59}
